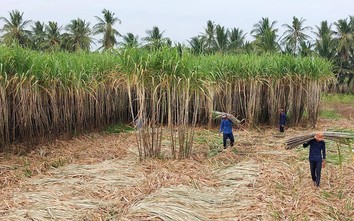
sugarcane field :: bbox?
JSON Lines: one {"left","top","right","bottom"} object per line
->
{"left": 1, "top": 5, "right": 354, "bottom": 219}
{"left": 0, "top": 45, "right": 353, "bottom": 221}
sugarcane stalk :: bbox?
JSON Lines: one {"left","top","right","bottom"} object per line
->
{"left": 337, "top": 142, "right": 342, "bottom": 168}
{"left": 285, "top": 132, "right": 354, "bottom": 149}
{"left": 212, "top": 110, "right": 244, "bottom": 125}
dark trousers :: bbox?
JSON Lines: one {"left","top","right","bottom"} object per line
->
{"left": 223, "top": 133, "right": 234, "bottom": 148}
{"left": 309, "top": 160, "right": 322, "bottom": 187}
{"left": 279, "top": 125, "right": 285, "bottom": 132}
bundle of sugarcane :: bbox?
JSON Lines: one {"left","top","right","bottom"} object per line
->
{"left": 285, "top": 131, "right": 354, "bottom": 149}
{"left": 212, "top": 111, "right": 245, "bottom": 124}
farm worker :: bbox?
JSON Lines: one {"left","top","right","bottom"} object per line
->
{"left": 134, "top": 117, "right": 144, "bottom": 130}
{"left": 303, "top": 132, "right": 326, "bottom": 187}
{"left": 219, "top": 114, "right": 234, "bottom": 149}
{"left": 279, "top": 108, "right": 286, "bottom": 132}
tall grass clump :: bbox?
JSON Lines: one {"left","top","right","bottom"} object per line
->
{"left": 0, "top": 45, "right": 333, "bottom": 158}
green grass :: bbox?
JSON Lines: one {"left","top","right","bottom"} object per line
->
{"left": 322, "top": 94, "right": 354, "bottom": 106}
{"left": 321, "top": 190, "right": 332, "bottom": 199}
{"left": 193, "top": 129, "right": 225, "bottom": 157}
{"left": 208, "top": 145, "right": 221, "bottom": 157}
{"left": 325, "top": 127, "right": 354, "bottom": 133}
{"left": 22, "top": 168, "right": 32, "bottom": 177}
{"left": 206, "top": 138, "right": 223, "bottom": 157}
{"left": 193, "top": 135, "right": 209, "bottom": 144}
{"left": 51, "top": 157, "right": 68, "bottom": 168}
{"left": 326, "top": 150, "right": 344, "bottom": 165}
{"left": 319, "top": 109, "right": 342, "bottom": 119}
{"left": 104, "top": 123, "right": 134, "bottom": 134}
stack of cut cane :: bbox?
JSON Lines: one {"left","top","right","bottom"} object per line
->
{"left": 285, "top": 131, "right": 354, "bottom": 149}
{"left": 212, "top": 111, "right": 245, "bottom": 125}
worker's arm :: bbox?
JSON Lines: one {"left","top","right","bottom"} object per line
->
{"left": 219, "top": 121, "right": 224, "bottom": 134}
{"left": 303, "top": 139, "right": 312, "bottom": 148}
{"left": 322, "top": 142, "right": 326, "bottom": 160}
{"left": 322, "top": 142, "right": 326, "bottom": 168}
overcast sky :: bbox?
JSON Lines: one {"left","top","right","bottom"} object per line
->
{"left": 1, "top": 0, "right": 353, "bottom": 47}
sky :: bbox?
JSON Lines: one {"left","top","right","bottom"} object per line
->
{"left": 1, "top": 0, "right": 353, "bottom": 48}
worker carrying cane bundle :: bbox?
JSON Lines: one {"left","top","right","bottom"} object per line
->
{"left": 303, "top": 132, "right": 326, "bottom": 187}
{"left": 219, "top": 114, "right": 235, "bottom": 150}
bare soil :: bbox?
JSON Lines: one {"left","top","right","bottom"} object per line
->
{"left": 0, "top": 104, "right": 353, "bottom": 220}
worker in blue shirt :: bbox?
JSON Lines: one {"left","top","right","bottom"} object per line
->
{"left": 303, "top": 132, "right": 326, "bottom": 187}
{"left": 279, "top": 108, "right": 286, "bottom": 132}
{"left": 219, "top": 114, "right": 234, "bottom": 149}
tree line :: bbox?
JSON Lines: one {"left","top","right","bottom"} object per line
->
{"left": 0, "top": 9, "right": 353, "bottom": 92}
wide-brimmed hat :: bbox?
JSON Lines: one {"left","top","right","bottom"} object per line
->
{"left": 315, "top": 132, "right": 324, "bottom": 141}
{"left": 221, "top": 114, "right": 227, "bottom": 118}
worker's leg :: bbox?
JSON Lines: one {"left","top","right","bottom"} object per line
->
{"left": 315, "top": 161, "right": 322, "bottom": 187}
{"left": 229, "top": 133, "right": 235, "bottom": 147}
{"left": 309, "top": 161, "right": 317, "bottom": 183}
{"left": 223, "top": 133, "right": 227, "bottom": 148}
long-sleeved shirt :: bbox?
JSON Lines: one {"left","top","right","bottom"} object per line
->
{"left": 303, "top": 139, "right": 326, "bottom": 161}
{"left": 279, "top": 112, "right": 286, "bottom": 125}
{"left": 220, "top": 119, "right": 233, "bottom": 134}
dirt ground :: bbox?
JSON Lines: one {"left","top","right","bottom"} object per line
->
{"left": 0, "top": 104, "right": 353, "bottom": 220}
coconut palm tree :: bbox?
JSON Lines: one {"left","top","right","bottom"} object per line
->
{"left": 0, "top": 10, "right": 31, "bottom": 46}
{"left": 349, "top": 16, "right": 354, "bottom": 49}
{"left": 251, "top": 17, "right": 279, "bottom": 53}
{"left": 334, "top": 18, "right": 353, "bottom": 63}
{"left": 43, "top": 21, "right": 62, "bottom": 51}
{"left": 281, "top": 16, "right": 312, "bottom": 55}
{"left": 165, "top": 38, "right": 172, "bottom": 47}
{"left": 30, "top": 21, "right": 46, "bottom": 50}
{"left": 281, "top": 44, "right": 295, "bottom": 55}
{"left": 188, "top": 36, "right": 206, "bottom": 54}
{"left": 350, "top": 15, "right": 354, "bottom": 29}
{"left": 243, "top": 41, "right": 255, "bottom": 54}
{"left": 143, "top": 26, "right": 168, "bottom": 50}
{"left": 93, "top": 9, "right": 121, "bottom": 50}
{"left": 203, "top": 20, "right": 216, "bottom": 52}
{"left": 349, "top": 16, "right": 354, "bottom": 68}
{"left": 252, "top": 17, "right": 277, "bottom": 37}
{"left": 228, "top": 28, "right": 246, "bottom": 52}
{"left": 214, "top": 25, "right": 229, "bottom": 53}
{"left": 333, "top": 18, "right": 353, "bottom": 88}
{"left": 64, "top": 18, "right": 93, "bottom": 52}
{"left": 119, "top": 32, "right": 140, "bottom": 48}
{"left": 314, "top": 21, "right": 336, "bottom": 60}
{"left": 299, "top": 41, "right": 313, "bottom": 57}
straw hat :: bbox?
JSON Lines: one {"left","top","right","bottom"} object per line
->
{"left": 222, "top": 114, "right": 227, "bottom": 118}
{"left": 315, "top": 132, "right": 324, "bottom": 141}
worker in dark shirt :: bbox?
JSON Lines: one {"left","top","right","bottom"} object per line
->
{"left": 279, "top": 108, "right": 286, "bottom": 132}
{"left": 219, "top": 114, "right": 234, "bottom": 149}
{"left": 303, "top": 132, "right": 326, "bottom": 187}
